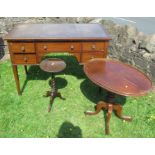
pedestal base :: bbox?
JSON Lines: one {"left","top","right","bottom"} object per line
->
{"left": 84, "top": 92, "right": 132, "bottom": 134}
{"left": 44, "top": 74, "right": 65, "bottom": 112}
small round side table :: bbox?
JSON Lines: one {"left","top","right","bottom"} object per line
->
{"left": 40, "top": 58, "right": 66, "bottom": 112}
{"left": 84, "top": 58, "right": 152, "bottom": 134}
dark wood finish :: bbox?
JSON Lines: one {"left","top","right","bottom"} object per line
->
{"left": 12, "top": 65, "right": 21, "bottom": 95}
{"left": 40, "top": 58, "right": 66, "bottom": 73}
{"left": 4, "top": 24, "right": 111, "bottom": 40}
{"left": 70, "top": 53, "right": 81, "bottom": 62}
{"left": 40, "top": 58, "right": 66, "bottom": 112}
{"left": 44, "top": 75, "right": 65, "bottom": 112}
{"left": 82, "top": 42, "right": 105, "bottom": 51}
{"left": 12, "top": 54, "right": 37, "bottom": 64}
{"left": 84, "top": 58, "right": 152, "bottom": 134}
{"left": 81, "top": 51, "right": 105, "bottom": 63}
{"left": 84, "top": 58, "right": 152, "bottom": 96}
{"left": 36, "top": 42, "right": 81, "bottom": 53}
{"left": 85, "top": 92, "right": 132, "bottom": 134}
{"left": 8, "top": 42, "right": 35, "bottom": 53}
{"left": 4, "top": 24, "right": 111, "bottom": 94}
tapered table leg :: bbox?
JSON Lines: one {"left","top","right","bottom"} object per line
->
{"left": 24, "top": 65, "right": 28, "bottom": 74}
{"left": 12, "top": 65, "right": 21, "bottom": 95}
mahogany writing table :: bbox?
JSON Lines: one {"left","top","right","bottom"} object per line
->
{"left": 4, "top": 24, "right": 111, "bottom": 95}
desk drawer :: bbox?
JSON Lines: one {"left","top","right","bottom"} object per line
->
{"left": 12, "top": 54, "right": 37, "bottom": 64}
{"left": 9, "top": 42, "right": 35, "bottom": 53}
{"left": 82, "top": 42, "right": 105, "bottom": 51}
{"left": 36, "top": 42, "right": 81, "bottom": 53}
{"left": 69, "top": 53, "right": 81, "bottom": 62}
{"left": 81, "top": 52, "right": 105, "bottom": 63}
{"left": 37, "top": 52, "right": 81, "bottom": 63}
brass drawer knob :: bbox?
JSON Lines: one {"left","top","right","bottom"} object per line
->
{"left": 92, "top": 45, "right": 96, "bottom": 50}
{"left": 21, "top": 46, "right": 25, "bottom": 52}
{"left": 91, "top": 56, "right": 95, "bottom": 59}
{"left": 44, "top": 45, "right": 48, "bottom": 50}
{"left": 70, "top": 45, "right": 74, "bottom": 50}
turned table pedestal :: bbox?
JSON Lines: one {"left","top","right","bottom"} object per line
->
{"left": 84, "top": 58, "right": 152, "bottom": 134}
{"left": 40, "top": 58, "right": 66, "bottom": 112}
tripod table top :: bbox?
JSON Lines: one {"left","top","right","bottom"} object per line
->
{"left": 84, "top": 58, "right": 153, "bottom": 96}
{"left": 40, "top": 58, "right": 66, "bottom": 73}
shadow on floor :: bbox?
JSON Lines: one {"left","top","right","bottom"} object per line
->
{"left": 80, "top": 78, "right": 127, "bottom": 106}
{"left": 21, "top": 54, "right": 86, "bottom": 93}
{"left": 57, "top": 121, "right": 82, "bottom": 138}
{"left": 21, "top": 76, "right": 68, "bottom": 94}
{"left": 28, "top": 54, "right": 85, "bottom": 80}
{"left": 80, "top": 78, "right": 127, "bottom": 130}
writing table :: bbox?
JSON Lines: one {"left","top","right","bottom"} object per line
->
{"left": 4, "top": 24, "right": 111, "bottom": 95}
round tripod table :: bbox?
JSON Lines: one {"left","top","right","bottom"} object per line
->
{"left": 40, "top": 58, "right": 66, "bottom": 112}
{"left": 84, "top": 58, "right": 152, "bottom": 134}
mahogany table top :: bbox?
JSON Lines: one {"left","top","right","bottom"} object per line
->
{"left": 84, "top": 58, "right": 153, "bottom": 96}
{"left": 40, "top": 58, "right": 66, "bottom": 73}
{"left": 4, "top": 24, "right": 111, "bottom": 41}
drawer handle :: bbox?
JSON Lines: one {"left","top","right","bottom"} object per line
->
{"left": 91, "top": 56, "right": 95, "bottom": 59}
{"left": 21, "top": 46, "right": 25, "bottom": 52}
{"left": 44, "top": 45, "right": 48, "bottom": 50}
{"left": 24, "top": 57, "right": 28, "bottom": 63}
{"left": 70, "top": 45, "right": 74, "bottom": 50}
{"left": 92, "top": 45, "right": 96, "bottom": 50}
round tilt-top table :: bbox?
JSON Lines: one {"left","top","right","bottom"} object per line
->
{"left": 84, "top": 58, "right": 152, "bottom": 134}
{"left": 40, "top": 58, "right": 66, "bottom": 112}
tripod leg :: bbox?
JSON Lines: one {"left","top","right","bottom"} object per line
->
{"left": 43, "top": 91, "right": 51, "bottom": 97}
{"left": 114, "top": 104, "right": 132, "bottom": 122}
{"left": 57, "top": 92, "right": 65, "bottom": 100}
{"left": 84, "top": 101, "right": 107, "bottom": 115}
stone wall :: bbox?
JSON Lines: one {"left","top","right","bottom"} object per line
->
{"left": 94, "top": 19, "right": 155, "bottom": 82}
{"left": 0, "top": 17, "right": 155, "bottom": 82}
